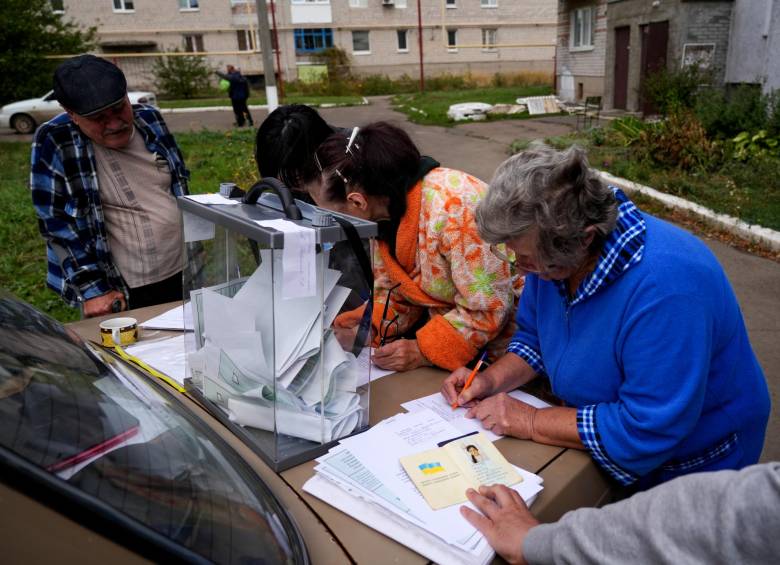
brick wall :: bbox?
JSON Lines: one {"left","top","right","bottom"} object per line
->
{"left": 679, "top": 1, "right": 733, "bottom": 84}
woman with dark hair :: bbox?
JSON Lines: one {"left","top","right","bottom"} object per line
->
{"left": 441, "top": 143, "right": 769, "bottom": 489}
{"left": 254, "top": 104, "right": 336, "bottom": 200}
{"left": 309, "top": 121, "right": 519, "bottom": 372}
{"left": 253, "top": 105, "right": 370, "bottom": 309}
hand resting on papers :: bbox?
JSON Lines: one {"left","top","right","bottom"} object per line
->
{"left": 442, "top": 355, "right": 582, "bottom": 449}
{"left": 465, "top": 394, "right": 538, "bottom": 439}
{"left": 334, "top": 310, "right": 432, "bottom": 371}
{"left": 441, "top": 367, "right": 537, "bottom": 439}
{"left": 460, "top": 484, "right": 539, "bottom": 565}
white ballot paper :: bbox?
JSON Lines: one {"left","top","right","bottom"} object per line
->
{"left": 184, "top": 193, "right": 239, "bottom": 205}
{"left": 303, "top": 408, "right": 543, "bottom": 564}
{"left": 125, "top": 334, "right": 194, "bottom": 385}
{"left": 255, "top": 218, "right": 316, "bottom": 299}
{"left": 356, "top": 347, "right": 396, "bottom": 387}
{"left": 335, "top": 409, "right": 541, "bottom": 546}
{"left": 139, "top": 303, "right": 193, "bottom": 331}
{"left": 187, "top": 246, "right": 365, "bottom": 444}
{"left": 401, "top": 389, "right": 552, "bottom": 442}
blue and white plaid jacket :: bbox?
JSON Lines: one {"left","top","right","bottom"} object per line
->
{"left": 30, "top": 105, "right": 189, "bottom": 307}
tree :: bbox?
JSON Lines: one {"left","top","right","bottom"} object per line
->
{"left": 312, "top": 47, "right": 352, "bottom": 82}
{"left": 151, "top": 51, "right": 213, "bottom": 99}
{"left": 0, "top": 0, "right": 95, "bottom": 105}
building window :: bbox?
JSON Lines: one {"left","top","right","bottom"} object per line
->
{"left": 352, "top": 30, "right": 370, "bottom": 54}
{"left": 113, "top": 0, "right": 134, "bottom": 11}
{"left": 482, "top": 28, "right": 497, "bottom": 51}
{"left": 236, "top": 30, "right": 258, "bottom": 51}
{"left": 447, "top": 29, "right": 457, "bottom": 51}
{"left": 294, "top": 28, "right": 333, "bottom": 53}
{"left": 50, "top": 0, "right": 64, "bottom": 13}
{"left": 349, "top": 0, "right": 367, "bottom": 6}
{"left": 571, "top": 7, "right": 595, "bottom": 49}
{"left": 183, "top": 34, "right": 204, "bottom": 52}
{"left": 179, "top": 0, "right": 199, "bottom": 9}
{"left": 446, "top": 0, "right": 456, "bottom": 7}
{"left": 395, "top": 0, "right": 407, "bottom": 7}
{"left": 480, "top": 0, "right": 497, "bottom": 8}
{"left": 397, "top": 29, "right": 408, "bottom": 52}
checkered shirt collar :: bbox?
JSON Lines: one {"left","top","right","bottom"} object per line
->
{"left": 557, "top": 187, "right": 646, "bottom": 306}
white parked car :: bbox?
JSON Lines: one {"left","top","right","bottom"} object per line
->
{"left": 0, "top": 90, "right": 157, "bottom": 134}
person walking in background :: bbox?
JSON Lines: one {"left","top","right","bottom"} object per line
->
{"left": 217, "top": 65, "right": 253, "bottom": 127}
{"left": 30, "top": 55, "right": 189, "bottom": 317}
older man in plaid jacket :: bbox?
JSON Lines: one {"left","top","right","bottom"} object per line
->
{"left": 31, "top": 55, "right": 189, "bottom": 317}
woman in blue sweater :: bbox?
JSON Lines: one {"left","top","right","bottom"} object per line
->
{"left": 441, "top": 144, "right": 770, "bottom": 488}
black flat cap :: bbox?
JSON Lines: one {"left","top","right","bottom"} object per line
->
{"left": 53, "top": 55, "right": 127, "bottom": 116}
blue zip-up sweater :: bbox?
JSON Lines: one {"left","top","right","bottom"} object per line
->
{"left": 510, "top": 191, "right": 769, "bottom": 488}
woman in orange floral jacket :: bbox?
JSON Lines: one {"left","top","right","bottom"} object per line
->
{"left": 308, "top": 122, "right": 520, "bottom": 372}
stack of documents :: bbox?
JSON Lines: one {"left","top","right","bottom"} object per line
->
{"left": 303, "top": 408, "right": 544, "bottom": 565}
{"left": 186, "top": 248, "right": 365, "bottom": 443}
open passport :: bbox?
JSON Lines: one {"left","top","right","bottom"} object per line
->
{"left": 399, "top": 432, "right": 522, "bottom": 510}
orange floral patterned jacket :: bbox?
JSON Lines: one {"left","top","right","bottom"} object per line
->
{"left": 340, "top": 168, "right": 521, "bottom": 370}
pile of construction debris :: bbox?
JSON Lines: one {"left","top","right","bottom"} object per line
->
{"left": 447, "top": 95, "right": 566, "bottom": 122}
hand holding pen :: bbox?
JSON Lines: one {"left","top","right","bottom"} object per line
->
{"left": 450, "top": 351, "right": 489, "bottom": 409}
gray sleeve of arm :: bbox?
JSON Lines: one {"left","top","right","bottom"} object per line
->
{"left": 523, "top": 462, "right": 780, "bottom": 565}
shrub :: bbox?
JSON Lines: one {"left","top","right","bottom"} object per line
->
{"left": 312, "top": 46, "right": 352, "bottom": 82}
{"left": 695, "top": 84, "right": 768, "bottom": 139}
{"left": 287, "top": 69, "right": 550, "bottom": 98}
{"left": 640, "top": 66, "right": 710, "bottom": 115}
{"left": 589, "top": 126, "right": 606, "bottom": 146}
{"left": 426, "top": 73, "right": 478, "bottom": 91}
{"left": 509, "top": 139, "right": 533, "bottom": 154}
{"left": 766, "top": 92, "right": 780, "bottom": 136}
{"left": 152, "top": 51, "right": 212, "bottom": 99}
{"left": 610, "top": 117, "right": 647, "bottom": 146}
{"left": 636, "top": 110, "right": 722, "bottom": 171}
{"left": 491, "top": 72, "right": 506, "bottom": 88}
{"left": 732, "top": 130, "right": 780, "bottom": 161}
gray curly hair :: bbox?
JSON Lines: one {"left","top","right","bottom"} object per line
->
{"left": 476, "top": 143, "right": 618, "bottom": 270}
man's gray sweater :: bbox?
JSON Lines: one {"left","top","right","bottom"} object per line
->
{"left": 524, "top": 462, "right": 780, "bottom": 564}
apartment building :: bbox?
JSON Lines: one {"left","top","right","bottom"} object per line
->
{"left": 51, "top": 0, "right": 556, "bottom": 89}
{"left": 554, "top": 0, "right": 780, "bottom": 112}
{"left": 555, "top": 0, "right": 607, "bottom": 102}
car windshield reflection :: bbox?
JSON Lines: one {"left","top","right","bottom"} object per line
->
{"left": 0, "top": 294, "right": 306, "bottom": 564}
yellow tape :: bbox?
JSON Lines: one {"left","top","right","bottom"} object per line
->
{"left": 114, "top": 345, "right": 186, "bottom": 393}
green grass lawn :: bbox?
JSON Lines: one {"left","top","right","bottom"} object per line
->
{"left": 392, "top": 85, "right": 554, "bottom": 126}
{"left": 0, "top": 129, "right": 259, "bottom": 323}
{"left": 0, "top": 142, "right": 78, "bottom": 322}
{"left": 515, "top": 132, "right": 780, "bottom": 232}
{"left": 158, "top": 94, "right": 365, "bottom": 109}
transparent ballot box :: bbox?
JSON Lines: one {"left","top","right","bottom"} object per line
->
{"left": 178, "top": 183, "right": 376, "bottom": 471}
